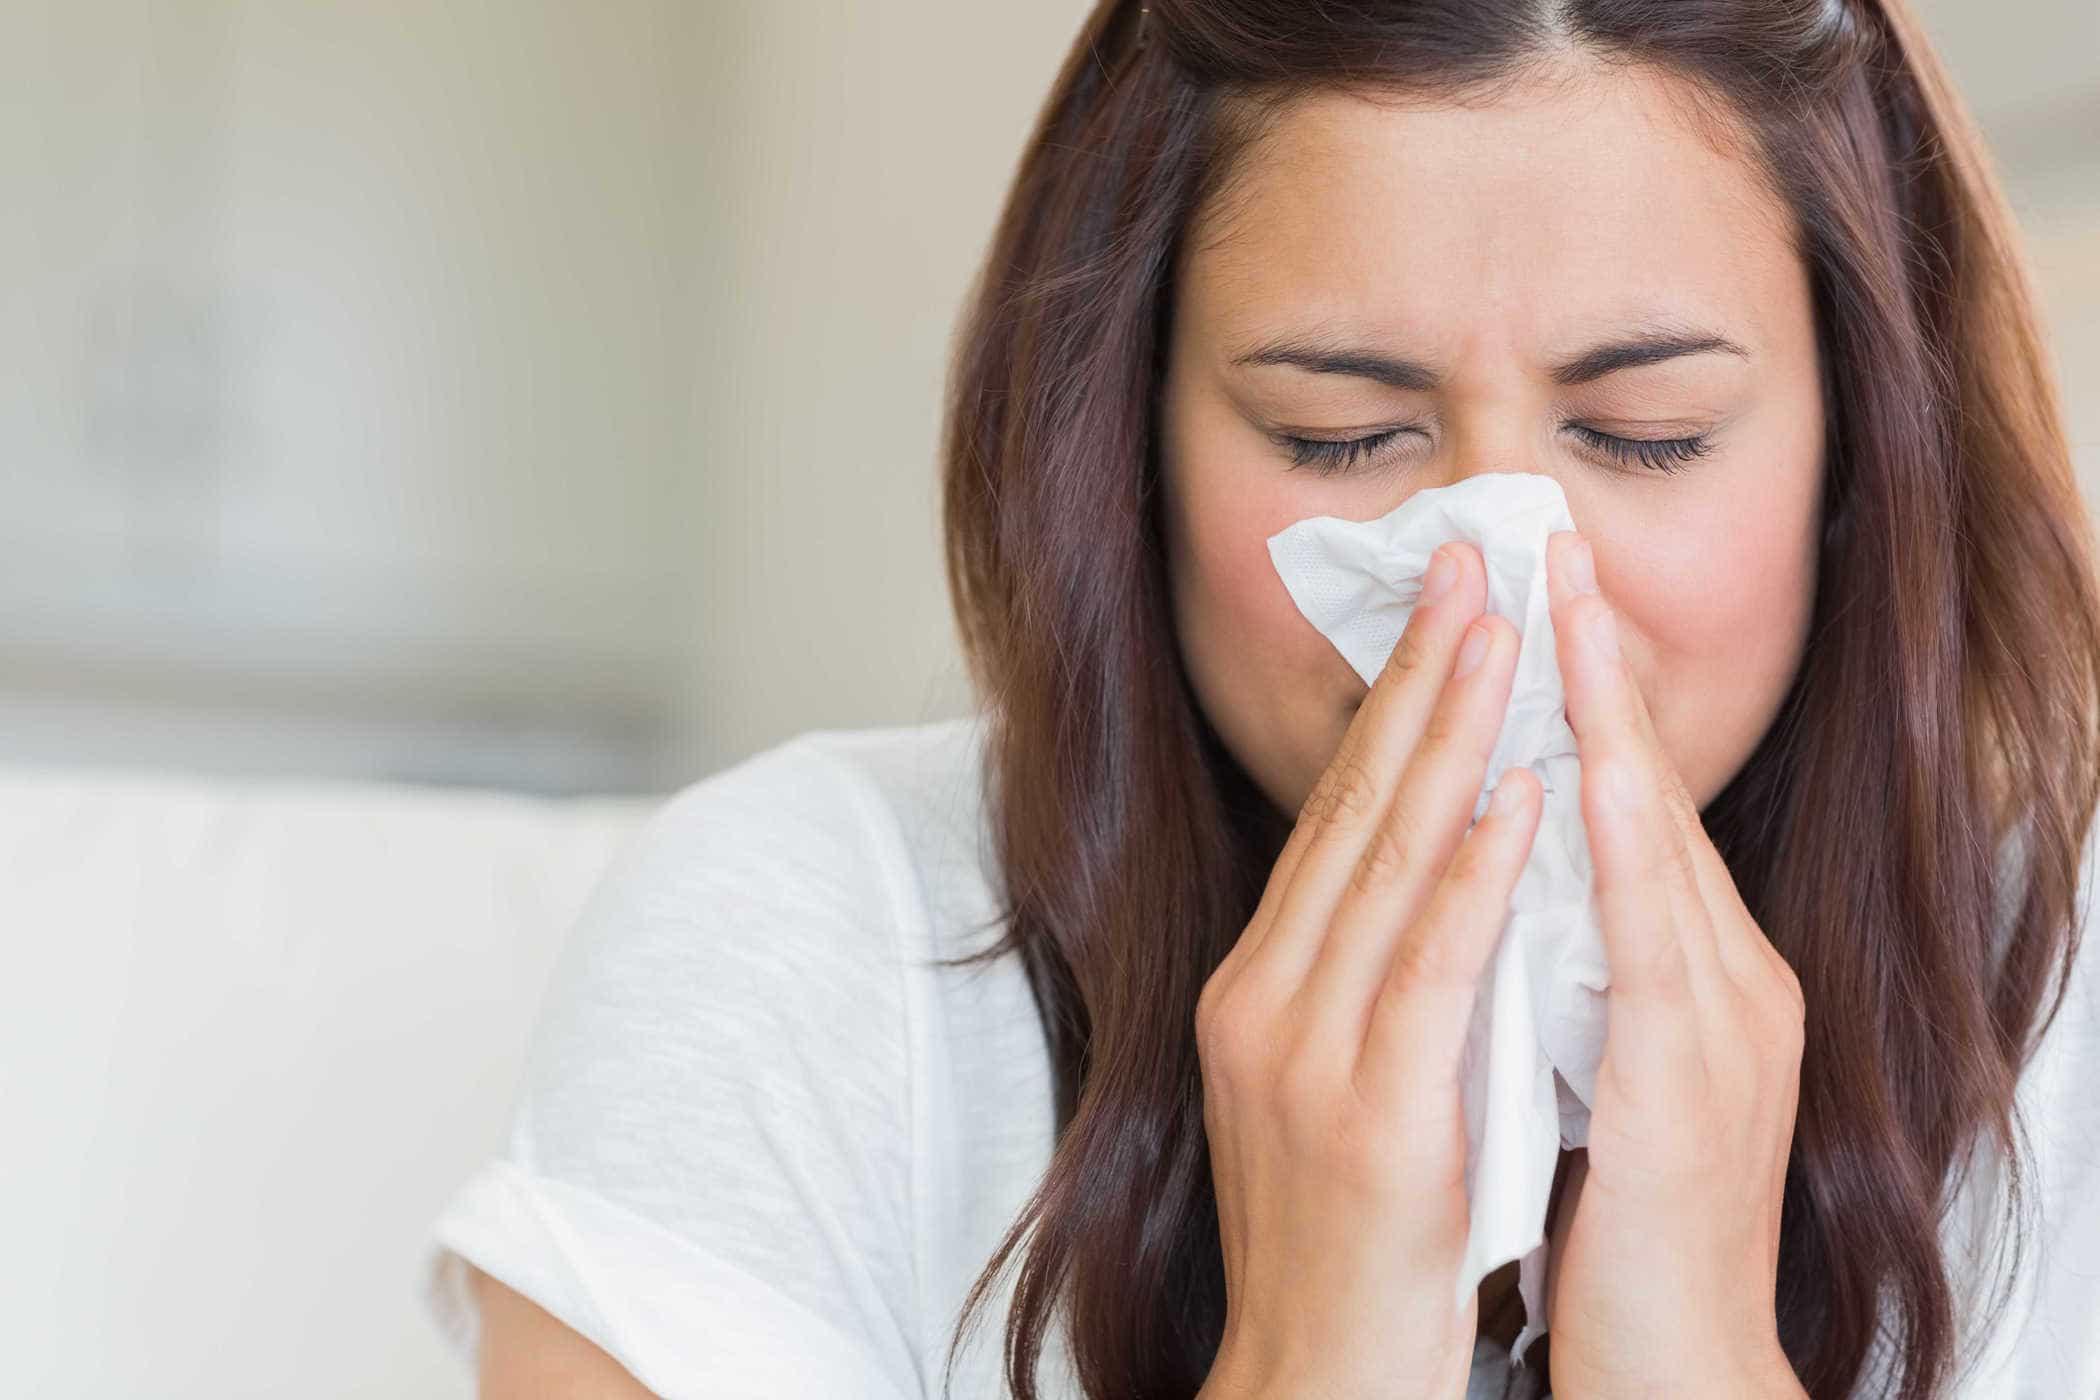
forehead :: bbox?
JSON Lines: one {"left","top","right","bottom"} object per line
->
{"left": 1181, "top": 64, "right": 1801, "bottom": 359}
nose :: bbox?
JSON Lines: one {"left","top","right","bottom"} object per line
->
{"left": 1382, "top": 419, "right": 1563, "bottom": 507}
{"left": 1434, "top": 413, "right": 1553, "bottom": 490}
{"left": 1352, "top": 409, "right": 1587, "bottom": 559}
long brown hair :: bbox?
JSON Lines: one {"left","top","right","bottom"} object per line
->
{"left": 933, "top": 2, "right": 2100, "bottom": 1396}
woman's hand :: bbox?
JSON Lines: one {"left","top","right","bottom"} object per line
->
{"left": 1194, "top": 540, "right": 1543, "bottom": 1400}
{"left": 1539, "top": 529, "right": 1808, "bottom": 1400}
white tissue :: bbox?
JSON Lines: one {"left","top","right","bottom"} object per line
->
{"left": 1265, "top": 470, "right": 1610, "bottom": 1368}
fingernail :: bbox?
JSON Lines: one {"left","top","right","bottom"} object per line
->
{"left": 1456, "top": 620, "right": 1490, "bottom": 677}
{"left": 1422, "top": 546, "right": 1457, "bottom": 604}
{"left": 1568, "top": 536, "right": 1598, "bottom": 595}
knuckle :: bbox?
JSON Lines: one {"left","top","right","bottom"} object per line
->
{"left": 1302, "top": 754, "right": 1380, "bottom": 831}
{"left": 1351, "top": 799, "right": 1425, "bottom": 894}
{"left": 1380, "top": 622, "right": 1431, "bottom": 684}
{"left": 1416, "top": 702, "right": 1464, "bottom": 759}
{"left": 1765, "top": 967, "right": 1807, "bottom": 1057}
{"left": 1387, "top": 937, "right": 1437, "bottom": 993}
{"left": 1202, "top": 1020, "right": 1261, "bottom": 1088}
{"left": 1461, "top": 845, "right": 1518, "bottom": 916}
{"left": 1389, "top": 921, "right": 1466, "bottom": 990}
{"left": 1441, "top": 831, "right": 1487, "bottom": 892}
{"left": 1773, "top": 956, "right": 1806, "bottom": 1016}
{"left": 1193, "top": 972, "right": 1226, "bottom": 1046}
{"left": 1195, "top": 982, "right": 1262, "bottom": 1081}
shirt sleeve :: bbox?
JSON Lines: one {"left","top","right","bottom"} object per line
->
{"left": 422, "top": 734, "right": 927, "bottom": 1400}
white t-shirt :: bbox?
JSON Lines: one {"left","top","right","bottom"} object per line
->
{"left": 424, "top": 713, "right": 2100, "bottom": 1399}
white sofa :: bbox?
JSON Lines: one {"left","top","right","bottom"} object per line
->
{"left": 2, "top": 761, "right": 663, "bottom": 1398}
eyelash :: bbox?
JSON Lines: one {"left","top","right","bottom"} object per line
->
{"left": 1278, "top": 423, "right": 1716, "bottom": 476}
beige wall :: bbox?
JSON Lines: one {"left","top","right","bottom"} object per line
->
{"left": 2015, "top": 169, "right": 2100, "bottom": 499}
{"left": 675, "top": 0, "right": 1090, "bottom": 777}
{"left": 0, "top": 0, "right": 705, "bottom": 791}
{"left": 0, "top": 1, "right": 2091, "bottom": 792}
{"left": 1917, "top": 0, "right": 2100, "bottom": 499}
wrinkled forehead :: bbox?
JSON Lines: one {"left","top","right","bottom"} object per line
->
{"left": 1175, "top": 65, "right": 1800, "bottom": 367}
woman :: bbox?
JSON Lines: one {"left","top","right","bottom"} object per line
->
{"left": 425, "top": 1, "right": 2100, "bottom": 1396}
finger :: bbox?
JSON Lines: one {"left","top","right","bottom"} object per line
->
{"left": 1292, "top": 610, "right": 1522, "bottom": 1053}
{"left": 1356, "top": 765, "right": 1543, "bottom": 1110}
{"left": 1236, "top": 541, "right": 1489, "bottom": 993}
{"left": 1641, "top": 763, "right": 1804, "bottom": 1013}
{"left": 1678, "top": 843, "right": 1807, "bottom": 1037}
{"left": 1231, "top": 543, "right": 1482, "bottom": 975}
{"left": 1544, "top": 532, "right": 1784, "bottom": 1001}
{"left": 1544, "top": 535, "right": 1708, "bottom": 829}
{"left": 1584, "top": 747, "right": 1709, "bottom": 1098}
{"left": 1675, "top": 804, "right": 1798, "bottom": 1000}
{"left": 1544, "top": 531, "right": 1726, "bottom": 1012}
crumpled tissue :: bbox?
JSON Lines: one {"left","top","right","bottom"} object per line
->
{"left": 1264, "top": 470, "right": 1610, "bottom": 1368}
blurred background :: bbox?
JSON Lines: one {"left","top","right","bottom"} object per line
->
{"left": 2, "top": 2, "right": 2094, "bottom": 1397}
{"left": 1, "top": 0, "right": 2096, "bottom": 797}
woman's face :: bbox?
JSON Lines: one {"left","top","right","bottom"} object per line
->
{"left": 1160, "top": 62, "right": 1826, "bottom": 821}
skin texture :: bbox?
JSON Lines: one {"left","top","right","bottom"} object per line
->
{"left": 1163, "top": 58, "right": 1824, "bottom": 1386}
{"left": 1159, "top": 65, "right": 1825, "bottom": 830}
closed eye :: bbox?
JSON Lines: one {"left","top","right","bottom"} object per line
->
{"left": 1274, "top": 427, "right": 1420, "bottom": 474}
{"left": 1275, "top": 423, "right": 1715, "bottom": 476}
{"left": 1565, "top": 423, "right": 1714, "bottom": 474}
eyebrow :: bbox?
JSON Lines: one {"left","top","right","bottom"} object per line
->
{"left": 1229, "top": 323, "right": 1752, "bottom": 389}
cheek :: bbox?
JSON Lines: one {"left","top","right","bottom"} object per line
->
{"left": 1178, "top": 474, "right": 1342, "bottom": 666}
{"left": 1169, "top": 466, "right": 1369, "bottom": 815}
{"left": 1591, "top": 486, "right": 1819, "bottom": 799}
